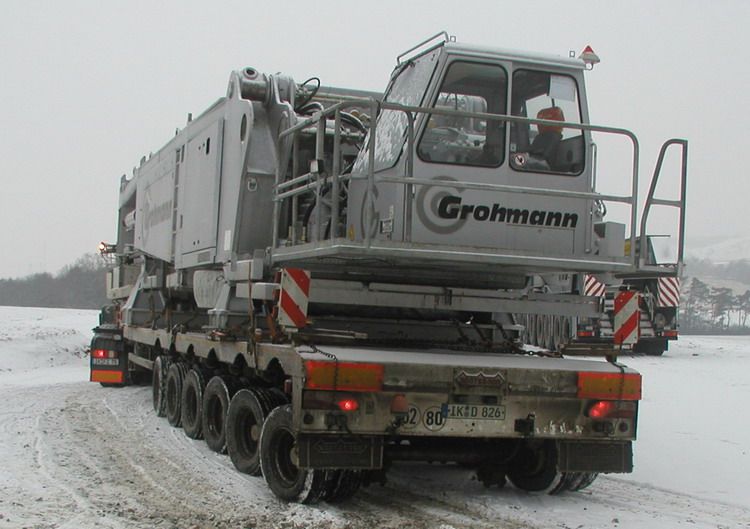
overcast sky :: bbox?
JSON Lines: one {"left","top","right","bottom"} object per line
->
{"left": 0, "top": 0, "right": 746, "bottom": 278}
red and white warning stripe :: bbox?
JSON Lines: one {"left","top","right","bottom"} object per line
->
{"left": 583, "top": 274, "right": 606, "bottom": 297}
{"left": 278, "top": 268, "right": 311, "bottom": 329}
{"left": 613, "top": 291, "right": 640, "bottom": 345}
{"left": 657, "top": 276, "right": 680, "bottom": 307}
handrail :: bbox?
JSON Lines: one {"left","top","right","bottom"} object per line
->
{"left": 638, "top": 139, "right": 688, "bottom": 268}
{"left": 397, "top": 31, "right": 450, "bottom": 64}
{"left": 272, "top": 97, "right": 642, "bottom": 267}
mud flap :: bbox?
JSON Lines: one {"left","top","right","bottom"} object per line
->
{"left": 557, "top": 441, "right": 633, "bottom": 473}
{"left": 297, "top": 435, "right": 383, "bottom": 470}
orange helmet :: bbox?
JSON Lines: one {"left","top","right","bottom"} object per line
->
{"left": 537, "top": 106, "right": 565, "bottom": 134}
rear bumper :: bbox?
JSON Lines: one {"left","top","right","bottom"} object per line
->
{"left": 297, "top": 433, "right": 633, "bottom": 473}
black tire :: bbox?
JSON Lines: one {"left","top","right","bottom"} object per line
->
{"left": 152, "top": 355, "right": 170, "bottom": 417}
{"left": 226, "top": 389, "right": 269, "bottom": 476}
{"left": 202, "top": 376, "right": 232, "bottom": 453}
{"left": 181, "top": 368, "right": 206, "bottom": 439}
{"left": 166, "top": 363, "right": 188, "bottom": 427}
{"left": 324, "top": 470, "right": 364, "bottom": 502}
{"left": 507, "top": 440, "right": 566, "bottom": 494}
{"left": 259, "top": 405, "right": 330, "bottom": 503}
{"left": 573, "top": 472, "right": 598, "bottom": 491}
{"left": 476, "top": 464, "right": 507, "bottom": 489}
{"left": 636, "top": 339, "right": 667, "bottom": 356}
{"left": 99, "top": 382, "right": 125, "bottom": 388}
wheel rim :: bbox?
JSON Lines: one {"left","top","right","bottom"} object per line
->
{"left": 167, "top": 377, "right": 178, "bottom": 411}
{"left": 207, "top": 395, "right": 224, "bottom": 436}
{"left": 239, "top": 407, "right": 260, "bottom": 456}
{"left": 184, "top": 384, "right": 197, "bottom": 425}
{"left": 272, "top": 427, "right": 300, "bottom": 486}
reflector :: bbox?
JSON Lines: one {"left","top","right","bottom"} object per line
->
{"left": 304, "top": 361, "right": 384, "bottom": 392}
{"left": 578, "top": 372, "right": 642, "bottom": 400}
{"left": 90, "top": 370, "right": 124, "bottom": 384}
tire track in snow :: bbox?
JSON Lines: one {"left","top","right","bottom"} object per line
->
{"left": 6, "top": 377, "right": 750, "bottom": 529}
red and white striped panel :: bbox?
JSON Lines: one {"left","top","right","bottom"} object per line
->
{"left": 583, "top": 274, "right": 606, "bottom": 297}
{"left": 657, "top": 277, "right": 681, "bottom": 307}
{"left": 614, "top": 291, "right": 640, "bottom": 345}
{"left": 278, "top": 268, "right": 311, "bottom": 329}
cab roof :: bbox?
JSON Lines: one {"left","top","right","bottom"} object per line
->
{"left": 440, "top": 41, "right": 586, "bottom": 71}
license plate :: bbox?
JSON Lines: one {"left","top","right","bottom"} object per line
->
{"left": 92, "top": 358, "right": 119, "bottom": 366}
{"left": 441, "top": 404, "right": 506, "bottom": 420}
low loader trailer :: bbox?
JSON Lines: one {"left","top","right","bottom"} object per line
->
{"left": 91, "top": 32, "right": 685, "bottom": 502}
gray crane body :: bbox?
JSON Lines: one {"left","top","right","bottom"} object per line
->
{"left": 91, "top": 34, "right": 686, "bottom": 502}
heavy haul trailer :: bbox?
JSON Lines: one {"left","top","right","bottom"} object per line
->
{"left": 520, "top": 265, "right": 683, "bottom": 356}
{"left": 91, "top": 32, "right": 685, "bottom": 502}
{"left": 572, "top": 266, "right": 682, "bottom": 356}
{"left": 519, "top": 141, "right": 687, "bottom": 355}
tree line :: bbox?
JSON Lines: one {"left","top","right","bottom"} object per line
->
{"left": 680, "top": 258, "right": 750, "bottom": 332}
{"left": 2, "top": 254, "right": 750, "bottom": 329}
{"left": 0, "top": 254, "right": 107, "bottom": 309}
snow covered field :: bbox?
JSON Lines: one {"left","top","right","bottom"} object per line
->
{"left": 0, "top": 306, "right": 748, "bottom": 529}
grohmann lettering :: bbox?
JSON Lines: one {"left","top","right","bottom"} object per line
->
{"left": 437, "top": 195, "right": 578, "bottom": 228}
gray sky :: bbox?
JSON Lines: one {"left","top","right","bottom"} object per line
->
{"left": 0, "top": 0, "right": 746, "bottom": 278}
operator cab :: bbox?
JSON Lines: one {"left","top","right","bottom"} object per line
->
{"left": 270, "top": 37, "right": 637, "bottom": 288}
{"left": 344, "top": 39, "right": 621, "bottom": 284}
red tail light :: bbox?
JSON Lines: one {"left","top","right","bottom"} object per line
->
{"left": 577, "top": 330, "right": 594, "bottom": 337}
{"left": 92, "top": 349, "right": 108, "bottom": 359}
{"left": 337, "top": 399, "right": 359, "bottom": 412}
{"left": 587, "top": 400, "right": 636, "bottom": 419}
{"left": 663, "top": 330, "right": 678, "bottom": 337}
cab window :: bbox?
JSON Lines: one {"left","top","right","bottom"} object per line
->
{"left": 510, "top": 69, "right": 584, "bottom": 175}
{"left": 354, "top": 48, "right": 439, "bottom": 174}
{"left": 418, "top": 61, "right": 507, "bottom": 167}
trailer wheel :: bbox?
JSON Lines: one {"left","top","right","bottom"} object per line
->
{"left": 536, "top": 315, "right": 545, "bottom": 348}
{"left": 553, "top": 316, "right": 564, "bottom": 351}
{"left": 527, "top": 315, "right": 537, "bottom": 346}
{"left": 202, "top": 376, "right": 231, "bottom": 453}
{"left": 507, "top": 440, "right": 566, "bottom": 494}
{"left": 476, "top": 464, "right": 507, "bottom": 489}
{"left": 572, "top": 472, "right": 598, "bottom": 491}
{"left": 152, "top": 356, "right": 170, "bottom": 417}
{"left": 635, "top": 339, "right": 667, "bottom": 356}
{"left": 181, "top": 368, "right": 206, "bottom": 439}
{"left": 544, "top": 314, "right": 555, "bottom": 351}
{"left": 259, "top": 405, "right": 329, "bottom": 504}
{"left": 166, "top": 363, "right": 188, "bottom": 427}
{"left": 226, "top": 389, "right": 268, "bottom": 476}
{"left": 324, "top": 470, "right": 364, "bottom": 502}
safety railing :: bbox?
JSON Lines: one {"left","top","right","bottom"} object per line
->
{"left": 271, "top": 97, "right": 685, "bottom": 272}
{"left": 638, "top": 139, "right": 688, "bottom": 272}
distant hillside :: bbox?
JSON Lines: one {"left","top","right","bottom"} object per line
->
{"left": 687, "top": 235, "right": 750, "bottom": 263}
{"left": 0, "top": 254, "right": 107, "bottom": 309}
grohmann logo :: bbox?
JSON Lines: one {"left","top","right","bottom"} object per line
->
{"left": 437, "top": 195, "right": 578, "bottom": 229}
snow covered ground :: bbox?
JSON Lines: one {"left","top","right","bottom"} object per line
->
{"left": 0, "top": 306, "right": 748, "bottom": 529}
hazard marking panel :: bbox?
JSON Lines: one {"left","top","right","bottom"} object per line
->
{"left": 657, "top": 277, "right": 680, "bottom": 307}
{"left": 278, "top": 268, "right": 311, "bottom": 329}
{"left": 613, "top": 291, "right": 640, "bottom": 345}
{"left": 583, "top": 274, "right": 606, "bottom": 297}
